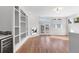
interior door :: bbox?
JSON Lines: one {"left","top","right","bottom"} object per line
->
{"left": 45, "top": 24, "right": 50, "bottom": 34}
{"left": 40, "top": 25, "right": 45, "bottom": 33}
{"left": 40, "top": 23, "right": 50, "bottom": 35}
{"left": 51, "top": 19, "right": 62, "bottom": 35}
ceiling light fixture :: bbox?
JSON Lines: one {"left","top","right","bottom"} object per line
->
{"left": 54, "top": 7, "right": 63, "bottom": 13}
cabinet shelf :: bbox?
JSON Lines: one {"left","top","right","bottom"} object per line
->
{"left": 15, "top": 34, "right": 19, "bottom": 37}
{"left": 15, "top": 8, "right": 19, "bottom": 12}
{"left": 15, "top": 26, "right": 19, "bottom": 28}
{"left": 21, "top": 16, "right": 26, "bottom": 22}
{"left": 13, "top": 7, "right": 28, "bottom": 52}
{"left": 15, "top": 36, "right": 19, "bottom": 45}
{"left": 21, "top": 21, "right": 26, "bottom": 23}
{"left": 21, "top": 14, "right": 26, "bottom": 18}
{"left": 20, "top": 9, "right": 26, "bottom": 16}
{"left": 15, "top": 9, "right": 19, "bottom": 26}
{"left": 15, "top": 6, "right": 19, "bottom": 12}
{"left": 15, "top": 27, "right": 19, "bottom": 36}
{"left": 21, "top": 32, "right": 26, "bottom": 35}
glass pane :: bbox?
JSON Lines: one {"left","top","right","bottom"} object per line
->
{"left": 15, "top": 36, "right": 19, "bottom": 45}
{"left": 15, "top": 10, "right": 19, "bottom": 26}
{"left": 15, "top": 27, "right": 19, "bottom": 35}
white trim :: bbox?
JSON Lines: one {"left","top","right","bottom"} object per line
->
{"left": 13, "top": 7, "right": 15, "bottom": 53}
{"left": 28, "top": 34, "right": 40, "bottom": 38}
{"left": 15, "top": 34, "right": 40, "bottom": 52}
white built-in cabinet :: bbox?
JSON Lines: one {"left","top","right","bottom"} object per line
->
{"left": 13, "top": 6, "right": 28, "bottom": 52}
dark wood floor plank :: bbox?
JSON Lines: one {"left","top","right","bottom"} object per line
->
{"left": 16, "top": 35, "right": 69, "bottom": 53}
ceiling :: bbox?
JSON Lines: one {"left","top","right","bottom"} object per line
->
{"left": 24, "top": 6, "right": 79, "bottom": 17}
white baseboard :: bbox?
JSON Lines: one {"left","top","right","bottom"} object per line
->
{"left": 15, "top": 34, "right": 40, "bottom": 52}
{"left": 15, "top": 38, "right": 27, "bottom": 52}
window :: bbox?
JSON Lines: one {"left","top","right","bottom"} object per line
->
{"left": 58, "top": 19, "right": 62, "bottom": 20}
{"left": 57, "top": 24, "right": 61, "bottom": 28}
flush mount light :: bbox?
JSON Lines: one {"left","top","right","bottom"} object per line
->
{"left": 53, "top": 7, "right": 63, "bottom": 13}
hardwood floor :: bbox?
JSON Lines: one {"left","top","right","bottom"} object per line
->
{"left": 16, "top": 35, "right": 69, "bottom": 53}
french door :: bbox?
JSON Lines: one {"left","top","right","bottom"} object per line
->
{"left": 40, "top": 24, "right": 50, "bottom": 35}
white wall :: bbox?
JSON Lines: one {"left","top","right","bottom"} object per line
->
{"left": 68, "top": 14, "right": 79, "bottom": 34}
{"left": 51, "top": 17, "right": 67, "bottom": 35}
{"left": 24, "top": 6, "right": 79, "bottom": 17}
{"left": 0, "top": 6, "right": 13, "bottom": 31}
{"left": 39, "top": 17, "right": 51, "bottom": 35}
{"left": 40, "top": 17, "right": 68, "bottom": 35}
{"left": 28, "top": 15, "right": 40, "bottom": 35}
{"left": 20, "top": 7, "right": 40, "bottom": 36}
